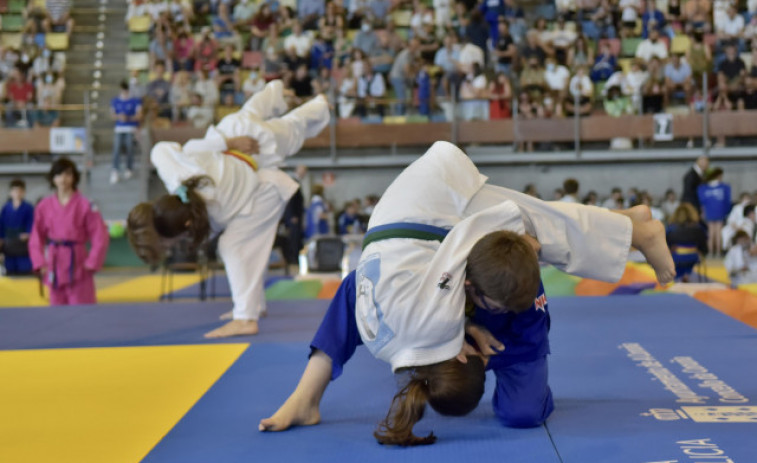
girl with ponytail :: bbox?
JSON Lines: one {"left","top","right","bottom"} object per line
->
{"left": 127, "top": 80, "right": 330, "bottom": 338}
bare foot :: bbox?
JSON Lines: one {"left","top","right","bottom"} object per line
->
{"left": 615, "top": 205, "right": 653, "bottom": 223}
{"left": 259, "top": 393, "right": 321, "bottom": 432}
{"left": 219, "top": 310, "right": 233, "bottom": 321}
{"left": 204, "top": 319, "right": 259, "bottom": 338}
{"left": 634, "top": 219, "right": 676, "bottom": 284}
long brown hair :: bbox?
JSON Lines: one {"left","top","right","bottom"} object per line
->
{"left": 466, "top": 231, "right": 540, "bottom": 313}
{"left": 152, "top": 175, "right": 213, "bottom": 248}
{"left": 670, "top": 203, "right": 700, "bottom": 225}
{"left": 126, "top": 202, "right": 164, "bottom": 266}
{"left": 374, "top": 356, "right": 486, "bottom": 446}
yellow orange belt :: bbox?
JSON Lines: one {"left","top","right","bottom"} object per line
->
{"left": 223, "top": 149, "right": 258, "bottom": 171}
{"left": 673, "top": 245, "right": 698, "bottom": 255}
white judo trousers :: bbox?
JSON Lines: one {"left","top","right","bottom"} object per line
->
{"left": 153, "top": 80, "right": 330, "bottom": 321}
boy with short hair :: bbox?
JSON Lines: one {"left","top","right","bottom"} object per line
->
{"left": 0, "top": 179, "right": 35, "bottom": 275}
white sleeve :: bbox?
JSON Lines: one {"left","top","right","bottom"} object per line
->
{"left": 150, "top": 141, "right": 207, "bottom": 194}
{"left": 724, "top": 247, "right": 743, "bottom": 275}
{"left": 465, "top": 184, "right": 632, "bottom": 282}
{"left": 243, "top": 79, "right": 289, "bottom": 120}
{"left": 183, "top": 125, "right": 229, "bottom": 154}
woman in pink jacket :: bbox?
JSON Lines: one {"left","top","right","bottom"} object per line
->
{"left": 29, "top": 158, "right": 110, "bottom": 305}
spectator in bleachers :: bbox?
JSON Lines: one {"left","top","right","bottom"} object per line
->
{"left": 31, "top": 48, "right": 64, "bottom": 82}
{"left": 310, "top": 34, "right": 335, "bottom": 71}
{"left": 146, "top": 0, "right": 168, "bottom": 23}
{"left": 565, "top": 65, "right": 593, "bottom": 116}
{"left": 712, "top": 0, "right": 733, "bottom": 36}
{"left": 642, "top": 0, "right": 668, "bottom": 39}
{"left": 550, "top": 16, "right": 578, "bottom": 65}
{"left": 110, "top": 80, "right": 142, "bottom": 184}
{"left": 45, "top": 0, "right": 75, "bottom": 36}
{"left": 666, "top": 0, "right": 683, "bottom": 25}
{"left": 36, "top": 71, "right": 62, "bottom": 107}
{"left": 242, "top": 67, "right": 266, "bottom": 98}
{"left": 216, "top": 44, "right": 241, "bottom": 103}
{"left": 642, "top": 56, "right": 665, "bottom": 113}
{"left": 313, "top": 67, "right": 333, "bottom": 96}
{"left": 186, "top": 92, "right": 214, "bottom": 128}
{"left": 149, "top": 25, "right": 174, "bottom": 73}
{"left": 249, "top": 4, "right": 276, "bottom": 50}
{"left": 213, "top": 0, "right": 241, "bottom": 48}
{"left": 418, "top": 24, "right": 441, "bottom": 63}
{"left": 493, "top": 17, "right": 516, "bottom": 75}
{"left": 194, "top": 27, "right": 219, "bottom": 72}
{"left": 590, "top": 42, "right": 617, "bottom": 82}
{"left": 488, "top": 71, "right": 512, "bottom": 119}
{"left": 434, "top": 0, "right": 453, "bottom": 30}
{"left": 33, "top": 94, "right": 60, "bottom": 128}
{"left": 356, "top": 65, "right": 386, "bottom": 117}
{"left": 686, "top": 27, "right": 712, "bottom": 84}
{"left": 410, "top": 0, "right": 435, "bottom": 39}
{"left": 465, "top": 11, "right": 490, "bottom": 64}
{"left": 354, "top": 19, "right": 379, "bottom": 56}
{"left": 717, "top": 44, "right": 747, "bottom": 108}
{"left": 283, "top": 44, "right": 307, "bottom": 79}
{"left": 520, "top": 30, "right": 547, "bottom": 69}
{"left": 619, "top": 0, "right": 642, "bottom": 38}
{"left": 337, "top": 66, "right": 358, "bottom": 117}
{"left": 277, "top": 6, "right": 297, "bottom": 36}
{"left": 479, "top": 0, "right": 506, "bottom": 41}
{"left": 744, "top": 15, "right": 757, "bottom": 46}
{"left": 283, "top": 21, "right": 313, "bottom": 59}
{"left": 664, "top": 53, "right": 693, "bottom": 103}
{"left": 459, "top": 61, "right": 488, "bottom": 120}
{"left": 24, "top": 5, "right": 48, "bottom": 36}
{"left": 348, "top": 0, "right": 371, "bottom": 29}
{"left": 383, "top": 20, "right": 406, "bottom": 53}
{"left": 193, "top": 68, "right": 220, "bottom": 108}
{"left": 533, "top": 16, "right": 552, "bottom": 46}
{"left": 457, "top": 34, "right": 485, "bottom": 75}
{"left": 233, "top": 0, "right": 257, "bottom": 27}
{"left": 544, "top": 56, "right": 571, "bottom": 116}
{"left": 575, "top": 0, "right": 600, "bottom": 23}
{"left": 716, "top": 5, "right": 746, "bottom": 50}
{"left": 173, "top": 29, "right": 195, "bottom": 72}
{"left": 567, "top": 35, "right": 593, "bottom": 69}
{"left": 170, "top": 70, "right": 192, "bottom": 121}
{"left": 739, "top": 74, "right": 757, "bottom": 110}
{"left": 434, "top": 33, "right": 460, "bottom": 97}
{"left": 4, "top": 68, "right": 34, "bottom": 128}
{"left": 555, "top": 0, "right": 576, "bottom": 19}
{"left": 585, "top": 0, "right": 617, "bottom": 40}
{"left": 290, "top": 63, "right": 315, "bottom": 103}
{"left": 449, "top": 1, "right": 470, "bottom": 39}
{"left": 370, "top": 34, "right": 396, "bottom": 75}
{"left": 520, "top": 55, "right": 548, "bottom": 105}
{"left": 389, "top": 38, "right": 419, "bottom": 114}
{"left": 604, "top": 83, "right": 634, "bottom": 117}
{"left": 168, "top": 0, "right": 192, "bottom": 30}
{"left": 146, "top": 60, "right": 172, "bottom": 117}
{"left": 683, "top": 0, "right": 712, "bottom": 33}
{"left": 368, "top": 0, "right": 393, "bottom": 26}
{"left": 416, "top": 61, "right": 432, "bottom": 116}
{"left": 319, "top": 2, "right": 345, "bottom": 41}
{"left": 262, "top": 23, "right": 285, "bottom": 76}
{"left": 635, "top": 28, "right": 669, "bottom": 62}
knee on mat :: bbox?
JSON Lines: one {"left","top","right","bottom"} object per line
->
{"left": 495, "top": 406, "right": 547, "bottom": 428}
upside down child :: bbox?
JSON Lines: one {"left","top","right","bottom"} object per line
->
{"left": 260, "top": 141, "right": 675, "bottom": 444}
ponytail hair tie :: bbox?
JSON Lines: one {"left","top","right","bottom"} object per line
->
{"left": 174, "top": 185, "right": 190, "bottom": 204}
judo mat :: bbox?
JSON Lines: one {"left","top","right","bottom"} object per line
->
{"left": 1, "top": 292, "right": 755, "bottom": 463}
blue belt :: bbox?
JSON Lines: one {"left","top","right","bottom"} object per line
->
{"left": 362, "top": 222, "right": 450, "bottom": 251}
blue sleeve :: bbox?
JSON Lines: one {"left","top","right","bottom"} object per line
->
{"left": 23, "top": 202, "right": 34, "bottom": 233}
{"left": 697, "top": 185, "right": 705, "bottom": 205}
{"left": 0, "top": 204, "right": 6, "bottom": 238}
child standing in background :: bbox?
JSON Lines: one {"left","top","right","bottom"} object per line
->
{"left": 305, "top": 184, "right": 330, "bottom": 239}
{"left": 697, "top": 167, "right": 731, "bottom": 256}
{"left": 29, "top": 159, "right": 110, "bottom": 305}
{"left": 0, "top": 179, "right": 35, "bottom": 275}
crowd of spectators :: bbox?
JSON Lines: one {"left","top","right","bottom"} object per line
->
{"left": 122, "top": 0, "right": 757, "bottom": 131}
{"left": 0, "top": 0, "right": 71, "bottom": 128}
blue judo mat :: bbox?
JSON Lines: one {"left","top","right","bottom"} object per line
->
{"left": 1, "top": 294, "right": 755, "bottom": 462}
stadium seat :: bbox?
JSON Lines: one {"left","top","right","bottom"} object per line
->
{"left": 8, "top": 0, "right": 23, "bottom": 13}
{"left": 0, "top": 32, "right": 22, "bottom": 49}
{"left": 621, "top": 37, "right": 643, "bottom": 57}
{"left": 128, "top": 15, "right": 151, "bottom": 32}
{"left": 46, "top": 33, "right": 69, "bottom": 50}
{"left": 383, "top": 116, "right": 407, "bottom": 124}
{"left": 594, "top": 81, "right": 606, "bottom": 101}
{"left": 670, "top": 35, "right": 690, "bottom": 54}
{"left": 129, "top": 32, "right": 150, "bottom": 51}
{"left": 2, "top": 14, "right": 24, "bottom": 31}
{"left": 126, "top": 52, "right": 150, "bottom": 71}
{"left": 406, "top": 115, "right": 429, "bottom": 123}
{"left": 0, "top": 0, "right": 8, "bottom": 13}
{"left": 618, "top": 58, "right": 633, "bottom": 73}
{"left": 598, "top": 38, "right": 621, "bottom": 56}
{"left": 242, "top": 51, "right": 262, "bottom": 69}
{"left": 392, "top": 10, "right": 412, "bottom": 27}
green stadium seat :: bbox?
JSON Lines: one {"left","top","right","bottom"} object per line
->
{"left": 129, "top": 32, "right": 150, "bottom": 51}
{"left": 8, "top": 0, "right": 24, "bottom": 13}
{"left": 621, "top": 37, "right": 643, "bottom": 57}
{"left": 2, "top": 13, "right": 24, "bottom": 31}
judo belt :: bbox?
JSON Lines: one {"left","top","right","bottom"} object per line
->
{"left": 47, "top": 239, "right": 77, "bottom": 289}
{"left": 223, "top": 149, "right": 258, "bottom": 171}
{"left": 362, "top": 222, "right": 450, "bottom": 251}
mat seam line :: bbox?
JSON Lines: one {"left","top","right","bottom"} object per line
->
{"left": 544, "top": 422, "right": 564, "bottom": 463}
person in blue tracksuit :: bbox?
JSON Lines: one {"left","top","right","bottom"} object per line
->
{"left": 0, "top": 179, "right": 34, "bottom": 275}
{"left": 697, "top": 167, "right": 731, "bottom": 256}
{"left": 305, "top": 184, "right": 330, "bottom": 239}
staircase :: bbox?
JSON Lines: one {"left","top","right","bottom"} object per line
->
{"left": 61, "top": 0, "right": 143, "bottom": 220}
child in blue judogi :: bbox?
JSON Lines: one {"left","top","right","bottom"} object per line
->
{"left": 0, "top": 179, "right": 34, "bottom": 275}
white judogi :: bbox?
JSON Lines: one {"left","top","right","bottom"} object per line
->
{"left": 152, "top": 80, "right": 330, "bottom": 321}
{"left": 724, "top": 244, "right": 757, "bottom": 285}
{"left": 356, "top": 141, "right": 632, "bottom": 372}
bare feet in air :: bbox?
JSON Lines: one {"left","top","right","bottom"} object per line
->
{"left": 204, "top": 319, "right": 259, "bottom": 338}
{"left": 259, "top": 393, "right": 321, "bottom": 432}
{"left": 617, "top": 205, "right": 675, "bottom": 284}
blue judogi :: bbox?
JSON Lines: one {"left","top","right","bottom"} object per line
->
{"left": 697, "top": 182, "right": 732, "bottom": 222}
{"left": 311, "top": 271, "right": 553, "bottom": 428}
{"left": 305, "top": 196, "right": 329, "bottom": 239}
{"left": 0, "top": 199, "right": 34, "bottom": 274}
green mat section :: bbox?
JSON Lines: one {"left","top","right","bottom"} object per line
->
{"left": 540, "top": 266, "right": 581, "bottom": 297}
{"left": 265, "top": 280, "right": 323, "bottom": 300}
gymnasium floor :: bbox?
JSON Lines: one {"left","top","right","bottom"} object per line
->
{"left": 1, "top": 263, "right": 755, "bottom": 463}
